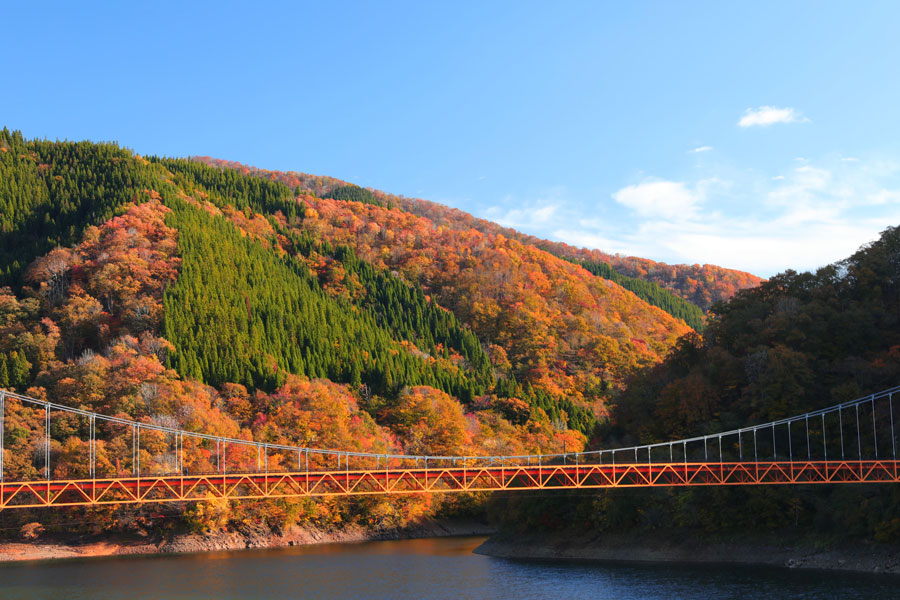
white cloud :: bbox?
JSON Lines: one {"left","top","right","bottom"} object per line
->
{"left": 767, "top": 165, "right": 833, "bottom": 209}
{"left": 551, "top": 229, "right": 624, "bottom": 254}
{"left": 533, "top": 205, "right": 557, "bottom": 221}
{"left": 738, "top": 106, "right": 809, "bottom": 127}
{"left": 599, "top": 157, "right": 900, "bottom": 275}
{"left": 612, "top": 180, "right": 700, "bottom": 220}
{"left": 623, "top": 222, "right": 884, "bottom": 276}
{"left": 482, "top": 185, "right": 574, "bottom": 230}
{"left": 867, "top": 190, "right": 900, "bottom": 205}
{"left": 481, "top": 155, "right": 900, "bottom": 277}
{"left": 484, "top": 200, "right": 560, "bottom": 230}
{"left": 690, "top": 146, "right": 713, "bottom": 153}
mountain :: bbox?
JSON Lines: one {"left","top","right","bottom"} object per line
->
{"left": 187, "top": 153, "right": 900, "bottom": 546}
{"left": 0, "top": 131, "right": 161, "bottom": 286}
{"left": 193, "top": 157, "right": 762, "bottom": 313}
{"left": 0, "top": 129, "right": 696, "bottom": 535}
{"left": 170, "top": 156, "right": 700, "bottom": 410}
{"left": 394, "top": 196, "right": 763, "bottom": 311}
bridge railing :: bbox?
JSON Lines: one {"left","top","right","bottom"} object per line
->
{"left": 1, "top": 385, "right": 898, "bottom": 484}
{"left": 601, "top": 384, "right": 900, "bottom": 467}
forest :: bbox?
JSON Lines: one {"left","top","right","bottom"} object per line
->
{"left": 0, "top": 129, "right": 161, "bottom": 286}
{"left": 564, "top": 256, "right": 705, "bottom": 330}
{"left": 4, "top": 131, "right": 685, "bottom": 536}
{"left": 193, "top": 156, "right": 762, "bottom": 312}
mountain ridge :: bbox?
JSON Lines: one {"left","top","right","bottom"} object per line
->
{"left": 192, "top": 156, "right": 762, "bottom": 312}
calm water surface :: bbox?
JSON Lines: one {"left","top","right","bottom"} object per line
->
{"left": 0, "top": 536, "right": 897, "bottom": 599}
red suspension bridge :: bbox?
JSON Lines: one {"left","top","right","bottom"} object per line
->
{"left": 1, "top": 387, "right": 899, "bottom": 510}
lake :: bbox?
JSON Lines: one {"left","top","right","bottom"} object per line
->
{"left": 0, "top": 536, "right": 896, "bottom": 599}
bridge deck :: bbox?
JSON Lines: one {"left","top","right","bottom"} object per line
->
{"left": 3, "top": 460, "right": 898, "bottom": 509}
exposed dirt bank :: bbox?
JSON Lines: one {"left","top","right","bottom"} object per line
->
{"left": 0, "top": 518, "right": 494, "bottom": 563}
{"left": 475, "top": 530, "right": 900, "bottom": 575}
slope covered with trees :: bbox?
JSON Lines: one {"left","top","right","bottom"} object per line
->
{"left": 611, "top": 225, "right": 900, "bottom": 443}
{"left": 0, "top": 132, "right": 699, "bottom": 540}
{"left": 0, "top": 149, "right": 589, "bottom": 538}
{"left": 565, "top": 257, "right": 704, "bottom": 330}
{"left": 191, "top": 157, "right": 761, "bottom": 313}
{"left": 157, "top": 158, "right": 600, "bottom": 432}
{"left": 162, "top": 195, "right": 492, "bottom": 403}
{"left": 0, "top": 128, "right": 160, "bottom": 286}
{"left": 492, "top": 226, "right": 900, "bottom": 544}
{"left": 288, "top": 194, "right": 692, "bottom": 403}
{"left": 162, "top": 157, "right": 695, "bottom": 430}
{"left": 399, "top": 197, "right": 763, "bottom": 310}
{"left": 0, "top": 200, "right": 449, "bottom": 529}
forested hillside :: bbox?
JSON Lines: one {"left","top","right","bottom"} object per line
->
{"left": 287, "top": 194, "right": 691, "bottom": 402}
{"left": 0, "top": 132, "right": 698, "bottom": 537}
{"left": 155, "top": 157, "right": 604, "bottom": 432}
{"left": 565, "top": 257, "right": 704, "bottom": 330}
{"left": 492, "top": 226, "right": 900, "bottom": 543}
{"left": 398, "top": 197, "right": 763, "bottom": 310}
{"left": 0, "top": 128, "right": 160, "bottom": 286}
{"left": 610, "top": 226, "right": 900, "bottom": 448}
{"left": 162, "top": 195, "right": 493, "bottom": 402}
{"left": 3, "top": 131, "right": 891, "bottom": 546}
{"left": 193, "top": 157, "right": 761, "bottom": 313}
{"left": 163, "top": 157, "right": 697, "bottom": 426}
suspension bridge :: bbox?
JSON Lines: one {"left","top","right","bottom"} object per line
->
{"left": 0, "top": 386, "right": 898, "bottom": 510}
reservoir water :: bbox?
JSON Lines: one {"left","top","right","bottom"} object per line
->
{"left": 0, "top": 536, "right": 896, "bottom": 599}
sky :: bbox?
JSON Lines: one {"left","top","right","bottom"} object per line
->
{"left": 4, "top": 1, "right": 900, "bottom": 277}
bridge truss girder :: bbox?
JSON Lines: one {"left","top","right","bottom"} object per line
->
{"left": 2, "top": 460, "right": 898, "bottom": 510}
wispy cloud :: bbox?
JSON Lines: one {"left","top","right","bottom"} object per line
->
{"left": 690, "top": 145, "right": 713, "bottom": 153}
{"left": 612, "top": 180, "right": 701, "bottom": 220}
{"left": 483, "top": 188, "right": 563, "bottom": 230}
{"left": 479, "top": 155, "right": 900, "bottom": 277}
{"left": 738, "top": 106, "right": 809, "bottom": 127}
{"left": 596, "top": 158, "right": 900, "bottom": 275}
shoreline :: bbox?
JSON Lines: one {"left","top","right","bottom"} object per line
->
{"left": 7, "top": 520, "right": 900, "bottom": 576}
{"left": 474, "top": 530, "right": 900, "bottom": 575}
{"left": 0, "top": 518, "right": 494, "bottom": 563}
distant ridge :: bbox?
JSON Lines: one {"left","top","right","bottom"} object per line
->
{"left": 194, "top": 156, "right": 762, "bottom": 314}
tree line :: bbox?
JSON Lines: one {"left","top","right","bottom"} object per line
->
{"left": 566, "top": 257, "right": 705, "bottom": 330}
{"left": 0, "top": 128, "right": 160, "bottom": 286}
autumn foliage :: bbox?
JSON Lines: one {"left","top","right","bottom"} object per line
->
{"left": 193, "top": 156, "right": 762, "bottom": 310}
{"left": 0, "top": 134, "right": 700, "bottom": 538}
{"left": 0, "top": 169, "right": 586, "bottom": 535}
{"left": 285, "top": 194, "right": 691, "bottom": 402}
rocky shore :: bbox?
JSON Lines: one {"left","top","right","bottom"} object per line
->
{"left": 0, "top": 518, "right": 494, "bottom": 563}
{"left": 7, "top": 518, "right": 900, "bottom": 576}
{"left": 475, "top": 530, "right": 900, "bottom": 575}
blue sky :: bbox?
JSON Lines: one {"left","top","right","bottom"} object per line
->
{"left": 5, "top": 1, "right": 900, "bottom": 277}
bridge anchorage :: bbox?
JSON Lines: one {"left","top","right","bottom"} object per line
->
{"left": 0, "top": 386, "right": 898, "bottom": 510}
